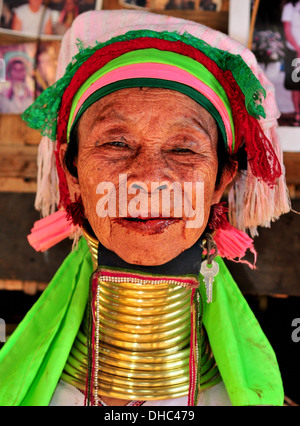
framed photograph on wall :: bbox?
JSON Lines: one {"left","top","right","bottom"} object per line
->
{"left": 229, "top": 0, "right": 300, "bottom": 153}
{"left": 0, "top": 43, "right": 36, "bottom": 114}
{"left": 0, "top": 39, "right": 61, "bottom": 113}
{"left": 119, "top": 0, "right": 223, "bottom": 11}
{"left": 252, "top": 1, "right": 299, "bottom": 126}
{"left": 251, "top": 0, "right": 300, "bottom": 152}
{"left": 0, "top": 0, "right": 102, "bottom": 38}
{"left": 34, "top": 40, "right": 60, "bottom": 96}
{"left": 119, "top": 0, "right": 149, "bottom": 8}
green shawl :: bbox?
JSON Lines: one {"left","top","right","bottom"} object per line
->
{"left": 0, "top": 237, "right": 284, "bottom": 406}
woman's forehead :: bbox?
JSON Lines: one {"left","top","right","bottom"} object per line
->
{"left": 78, "top": 87, "right": 218, "bottom": 135}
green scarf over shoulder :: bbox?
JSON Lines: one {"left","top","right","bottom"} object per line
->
{"left": 0, "top": 238, "right": 284, "bottom": 406}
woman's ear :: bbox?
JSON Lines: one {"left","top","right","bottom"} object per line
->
{"left": 211, "top": 160, "right": 238, "bottom": 205}
{"left": 59, "top": 143, "right": 81, "bottom": 202}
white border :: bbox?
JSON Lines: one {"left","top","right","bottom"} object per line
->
{"left": 277, "top": 127, "right": 300, "bottom": 152}
{"left": 228, "top": 0, "right": 251, "bottom": 47}
{"left": 229, "top": 0, "right": 300, "bottom": 152}
{"left": 95, "top": 0, "right": 103, "bottom": 10}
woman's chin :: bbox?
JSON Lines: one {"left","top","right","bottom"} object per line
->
{"left": 97, "top": 220, "right": 202, "bottom": 266}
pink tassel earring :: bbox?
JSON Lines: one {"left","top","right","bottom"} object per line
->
{"left": 27, "top": 196, "right": 86, "bottom": 252}
{"left": 207, "top": 202, "right": 257, "bottom": 269}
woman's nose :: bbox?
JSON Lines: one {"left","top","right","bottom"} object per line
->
{"left": 126, "top": 147, "right": 171, "bottom": 184}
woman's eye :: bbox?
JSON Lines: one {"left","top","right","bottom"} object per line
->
{"left": 172, "top": 147, "right": 194, "bottom": 154}
{"left": 106, "top": 141, "right": 128, "bottom": 148}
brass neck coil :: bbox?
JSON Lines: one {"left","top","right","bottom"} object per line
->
{"left": 61, "top": 230, "right": 221, "bottom": 402}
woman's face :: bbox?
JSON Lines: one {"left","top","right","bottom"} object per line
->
{"left": 62, "top": 88, "right": 233, "bottom": 265}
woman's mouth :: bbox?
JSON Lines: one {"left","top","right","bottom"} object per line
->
{"left": 114, "top": 217, "right": 181, "bottom": 234}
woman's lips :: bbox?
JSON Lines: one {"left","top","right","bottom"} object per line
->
{"left": 114, "top": 217, "right": 181, "bottom": 234}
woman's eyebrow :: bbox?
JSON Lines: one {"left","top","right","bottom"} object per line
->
{"left": 170, "top": 115, "right": 212, "bottom": 142}
{"left": 190, "top": 117, "right": 212, "bottom": 139}
{"left": 93, "top": 105, "right": 129, "bottom": 125}
{"left": 90, "top": 106, "right": 214, "bottom": 143}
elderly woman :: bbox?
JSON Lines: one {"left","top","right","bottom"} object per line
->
{"left": 0, "top": 10, "right": 290, "bottom": 406}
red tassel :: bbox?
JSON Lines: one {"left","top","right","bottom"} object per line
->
{"left": 85, "top": 270, "right": 99, "bottom": 406}
{"left": 207, "top": 203, "right": 257, "bottom": 269}
{"left": 214, "top": 223, "right": 257, "bottom": 269}
{"left": 188, "top": 288, "right": 196, "bottom": 406}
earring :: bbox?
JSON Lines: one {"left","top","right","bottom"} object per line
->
{"left": 200, "top": 233, "right": 219, "bottom": 303}
{"left": 66, "top": 195, "right": 86, "bottom": 227}
{"left": 206, "top": 202, "right": 228, "bottom": 232}
{"left": 206, "top": 202, "right": 257, "bottom": 269}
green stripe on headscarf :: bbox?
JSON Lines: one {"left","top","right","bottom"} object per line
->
{"left": 67, "top": 49, "right": 235, "bottom": 150}
{"left": 70, "top": 78, "right": 227, "bottom": 149}
{"left": 22, "top": 29, "right": 266, "bottom": 142}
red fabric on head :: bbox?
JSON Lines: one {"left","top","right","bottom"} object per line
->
{"left": 54, "top": 149, "right": 71, "bottom": 209}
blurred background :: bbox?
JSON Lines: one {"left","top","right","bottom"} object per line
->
{"left": 0, "top": 0, "right": 299, "bottom": 405}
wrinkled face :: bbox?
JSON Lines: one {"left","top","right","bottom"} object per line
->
{"left": 62, "top": 88, "right": 233, "bottom": 265}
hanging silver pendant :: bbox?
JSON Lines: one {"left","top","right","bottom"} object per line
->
{"left": 200, "top": 259, "right": 219, "bottom": 303}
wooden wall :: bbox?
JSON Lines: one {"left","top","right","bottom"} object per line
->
{"left": 102, "top": 0, "right": 230, "bottom": 34}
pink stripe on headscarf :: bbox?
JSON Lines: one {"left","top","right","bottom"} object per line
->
{"left": 70, "top": 62, "right": 233, "bottom": 149}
